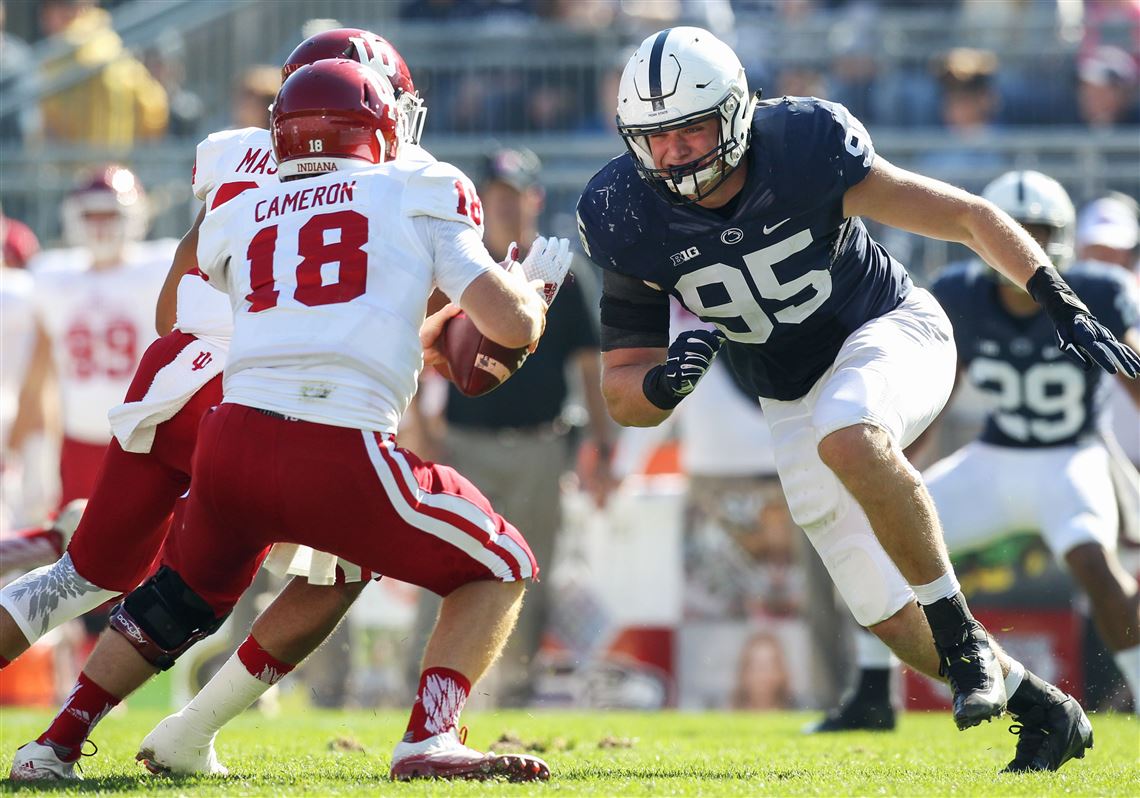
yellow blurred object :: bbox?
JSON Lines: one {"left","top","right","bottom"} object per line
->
{"left": 39, "top": 7, "right": 169, "bottom": 148}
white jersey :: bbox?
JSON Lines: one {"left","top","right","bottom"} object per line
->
{"left": 181, "top": 128, "right": 437, "bottom": 344}
{"left": 197, "top": 158, "right": 493, "bottom": 433}
{"left": 29, "top": 241, "right": 173, "bottom": 443}
{"left": 0, "top": 267, "right": 36, "bottom": 447}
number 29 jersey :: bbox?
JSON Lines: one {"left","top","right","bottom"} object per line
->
{"left": 196, "top": 159, "right": 493, "bottom": 434}
{"left": 577, "top": 97, "right": 911, "bottom": 401}
{"left": 933, "top": 260, "right": 1139, "bottom": 448}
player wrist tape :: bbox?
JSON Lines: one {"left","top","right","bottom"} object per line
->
{"left": 642, "top": 364, "right": 684, "bottom": 410}
{"left": 1026, "top": 265, "right": 1091, "bottom": 323}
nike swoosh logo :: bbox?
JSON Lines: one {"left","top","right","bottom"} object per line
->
{"left": 763, "top": 218, "right": 791, "bottom": 235}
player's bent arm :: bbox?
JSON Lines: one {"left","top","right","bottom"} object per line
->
{"left": 8, "top": 322, "right": 57, "bottom": 453}
{"left": 844, "top": 158, "right": 1044, "bottom": 289}
{"left": 1118, "top": 329, "right": 1140, "bottom": 406}
{"left": 156, "top": 204, "right": 206, "bottom": 335}
{"left": 602, "top": 347, "right": 673, "bottom": 428}
{"left": 458, "top": 269, "right": 546, "bottom": 350}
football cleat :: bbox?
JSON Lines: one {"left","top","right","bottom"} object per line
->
{"left": 136, "top": 713, "right": 229, "bottom": 776}
{"left": 936, "top": 622, "right": 1007, "bottom": 730}
{"left": 1002, "top": 691, "right": 1093, "bottom": 773}
{"left": 9, "top": 741, "right": 81, "bottom": 781}
{"left": 804, "top": 690, "right": 896, "bottom": 733}
{"left": 390, "top": 727, "right": 550, "bottom": 782}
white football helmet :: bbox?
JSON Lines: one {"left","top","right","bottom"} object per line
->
{"left": 982, "top": 170, "right": 1075, "bottom": 270}
{"left": 61, "top": 164, "right": 148, "bottom": 262}
{"left": 616, "top": 27, "right": 756, "bottom": 204}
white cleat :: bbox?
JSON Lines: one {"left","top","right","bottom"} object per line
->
{"left": 136, "top": 713, "right": 228, "bottom": 776}
{"left": 9, "top": 741, "right": 80, "bottom": 781}
{"left": 389, "top": 727, "right": 549, "bottom": 782}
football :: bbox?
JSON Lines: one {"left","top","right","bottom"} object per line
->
{"left": 440, "top": 311, "right": 529, "bottom": 397}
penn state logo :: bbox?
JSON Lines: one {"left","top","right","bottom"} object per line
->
{"left": 721, "top": 228, "right": 744, "bottom": 245}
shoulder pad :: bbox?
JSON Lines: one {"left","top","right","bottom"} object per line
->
{"left": 192, "top": 127, "right": 276, "bottom": 202}
{"left": 576, "top": 155, "right": 652, "bottom": 272}
{"left": 403, "top": 161, "right": 483, "bottom": 232}
{"left": 26, "top": 247, "right": 88, "bottom": 276}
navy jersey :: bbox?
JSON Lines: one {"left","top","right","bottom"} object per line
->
{"left": 577, "top": 97, "right": 911, "bottom": 401}
{"left": 933, "top": 260, "right": 1139, "bottom": 448}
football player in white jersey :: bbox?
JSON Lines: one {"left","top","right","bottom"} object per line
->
{"left": 812, "top": 173, "right": 1140, "bottom": 732}
{"left": 9, "top": 56, "right": 569, "bottom": 783}
{"left": 3, "top": 29, "right": 447, "bottom": 781}
{"left": 13, "top": 166, "right": 172, "bottom": 509}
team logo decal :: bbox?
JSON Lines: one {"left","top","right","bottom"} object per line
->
{"left": 720, "top": 228, "right": 744, "bottom": 245}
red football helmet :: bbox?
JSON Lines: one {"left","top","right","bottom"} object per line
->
{"left": 281, "top": 28, "right": 425, "bottom": 147}
{"left": 272, "top": 59, "right": 400, "bottom": 179}
{"left": 61, "top": 164, "right": 147, "bottom": 260}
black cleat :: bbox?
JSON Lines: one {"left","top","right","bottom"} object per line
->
{"left": 1002, "top": 692, "right": 1093, "bottom": 773}
{"left": 805, "top": 690, "right": 895, "bottom": 733}
{"left": 936, "top": 622, "right": 1007, "bottom": 730}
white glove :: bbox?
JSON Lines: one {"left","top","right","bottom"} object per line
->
{"left": 520, "top": 235, "right": 572, "bottom": 306}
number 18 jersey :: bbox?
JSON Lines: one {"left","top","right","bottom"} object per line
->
{"left": 197, "top": 159, "right": 493, "bottom": 433}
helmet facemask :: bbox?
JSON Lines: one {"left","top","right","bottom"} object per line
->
{"left": 619, "top": 86, "right": 751, "bottom": 205}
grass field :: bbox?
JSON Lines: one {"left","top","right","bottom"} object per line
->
{"left": 0, "top": 708, "right": 1136, "bottom": 796}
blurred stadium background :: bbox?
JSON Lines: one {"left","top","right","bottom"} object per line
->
{"left": 0, "top": 0, "right": 1137, "bottom": 721}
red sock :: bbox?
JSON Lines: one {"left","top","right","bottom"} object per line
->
{"left": 404, "top": 667, "right": 471, "bottom": 743}
{"left": 236, "top": 635, "right": 295, "bottom": 685}
{"left": 37, "top": 672, "right": 119, "bottom": 761}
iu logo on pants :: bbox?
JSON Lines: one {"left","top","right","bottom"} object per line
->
{"left": 191, "top": 351, "right": 214, "bottom": 371}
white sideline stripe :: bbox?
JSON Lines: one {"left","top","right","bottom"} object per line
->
{"left": 362, "top": 432, "right": 528, "bottom": 580}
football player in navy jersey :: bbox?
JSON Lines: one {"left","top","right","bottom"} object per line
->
{"left": 814, "top": 171, "right": 1140, "bottom": 734}
{"left": 577, "top": 27, "right": 1140, "bottom": 772}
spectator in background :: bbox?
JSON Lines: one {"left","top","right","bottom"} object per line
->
{"left": 37, "top": 0, "right": 168, "bottom": 148}
{"left": 141, "top": 31, "right": 204, "bottom": 139}
{"left": 411, "top": 147, "right": 616, "bottom": 707}
{"left": 1080, "top": 0, "right": 1140, "bottom": 67}
{"left": 230, "top": 66, "right": 280, "bottom": 130}
{"left": 1077, "top": 45, "right": 1140, "bottom": 128}
{"left": 917, "top": 48, "right": 1008, "bottom": 191}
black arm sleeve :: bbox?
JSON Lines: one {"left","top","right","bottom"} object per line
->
{"left": 599, "top": 270, "right": 670, "bottom": 351}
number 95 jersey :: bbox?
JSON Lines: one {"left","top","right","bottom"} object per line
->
{"left": 196, "top": 160, "right": 492, "bottom": 434}
{"left": 577, "top": 97, "right": 912, "bottom": 401}
{"left": 933, "top": 260, "right": 1140, "bottom": 448}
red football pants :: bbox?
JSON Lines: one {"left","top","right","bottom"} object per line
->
{"left": 66, "top": 332, "right": 223, "bottom": 593}
{"left": 165, "top": 403, "right": 538, "bottom": 615}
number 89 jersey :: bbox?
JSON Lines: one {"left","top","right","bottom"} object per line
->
{"left": 577, "top": 97, "right": 912, "bottom": 401}
{"left": 196, "top": 159, "right": 491, "bottom": 434}
{"left": 933, "top": 260, "right": 1139, "bottom": 448}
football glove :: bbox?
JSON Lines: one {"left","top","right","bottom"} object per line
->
{"left": 520, "top": 236, "right": 572, "bottom": 306}
{"left": 642, "top": 328, "right": 726, "bottom": 410}
{"left": 1027, "top": 265, "right": 1140, "bottom": 377}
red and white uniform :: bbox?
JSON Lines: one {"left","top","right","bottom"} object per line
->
{"left": 60, "top": 130, "right": 285, "bottom": 593}
{"left": 171, "top": 159, "right": 536, "bottom": 613}
{"left": 1, "top": 267, "right": 38, "bottom": 531}
{"left": 27, "top": 242, "right": 172, "bottom": 504}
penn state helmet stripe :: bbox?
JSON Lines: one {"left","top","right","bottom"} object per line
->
{"left": 1016, "top": 171, "right": 1025, "bottom": 205}
{"left": 648, "top": 28, "right": 672, "bottom": 111}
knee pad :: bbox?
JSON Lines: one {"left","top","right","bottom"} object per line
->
{"left": 774, "top": 428, "right": 848, "bottom": 533}
{"left": 109, "top": 566, "right": 227, "bottom": 671}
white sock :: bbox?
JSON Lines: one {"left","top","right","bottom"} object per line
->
{"left": 175, "top": 652, "right": 272, "bottom": 746}
{"left": 1113, "top": 645, "right": 1140, "bottom": 714}
{"left": 1003, "top": 658, "right": 1025, "bottom": 698}
{"left": 856, "top": 630, "right": 899, "bottom": 670}
{"left": 910, "top": 572, "right": 961, "bottom": 606}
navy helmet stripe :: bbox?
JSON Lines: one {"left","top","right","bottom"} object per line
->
{"left": 1016, "top": 172, "right": 1025, "bottom": 205}
{"left": 648, "top": 28, "right": 672, "bottom": 111}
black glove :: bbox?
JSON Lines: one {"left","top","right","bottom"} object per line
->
{"left": 642, "top": 329, "right": 726, "bottom": 410}
{"left": 1027, "top": 265, "right": 1140, "bottom": 377}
